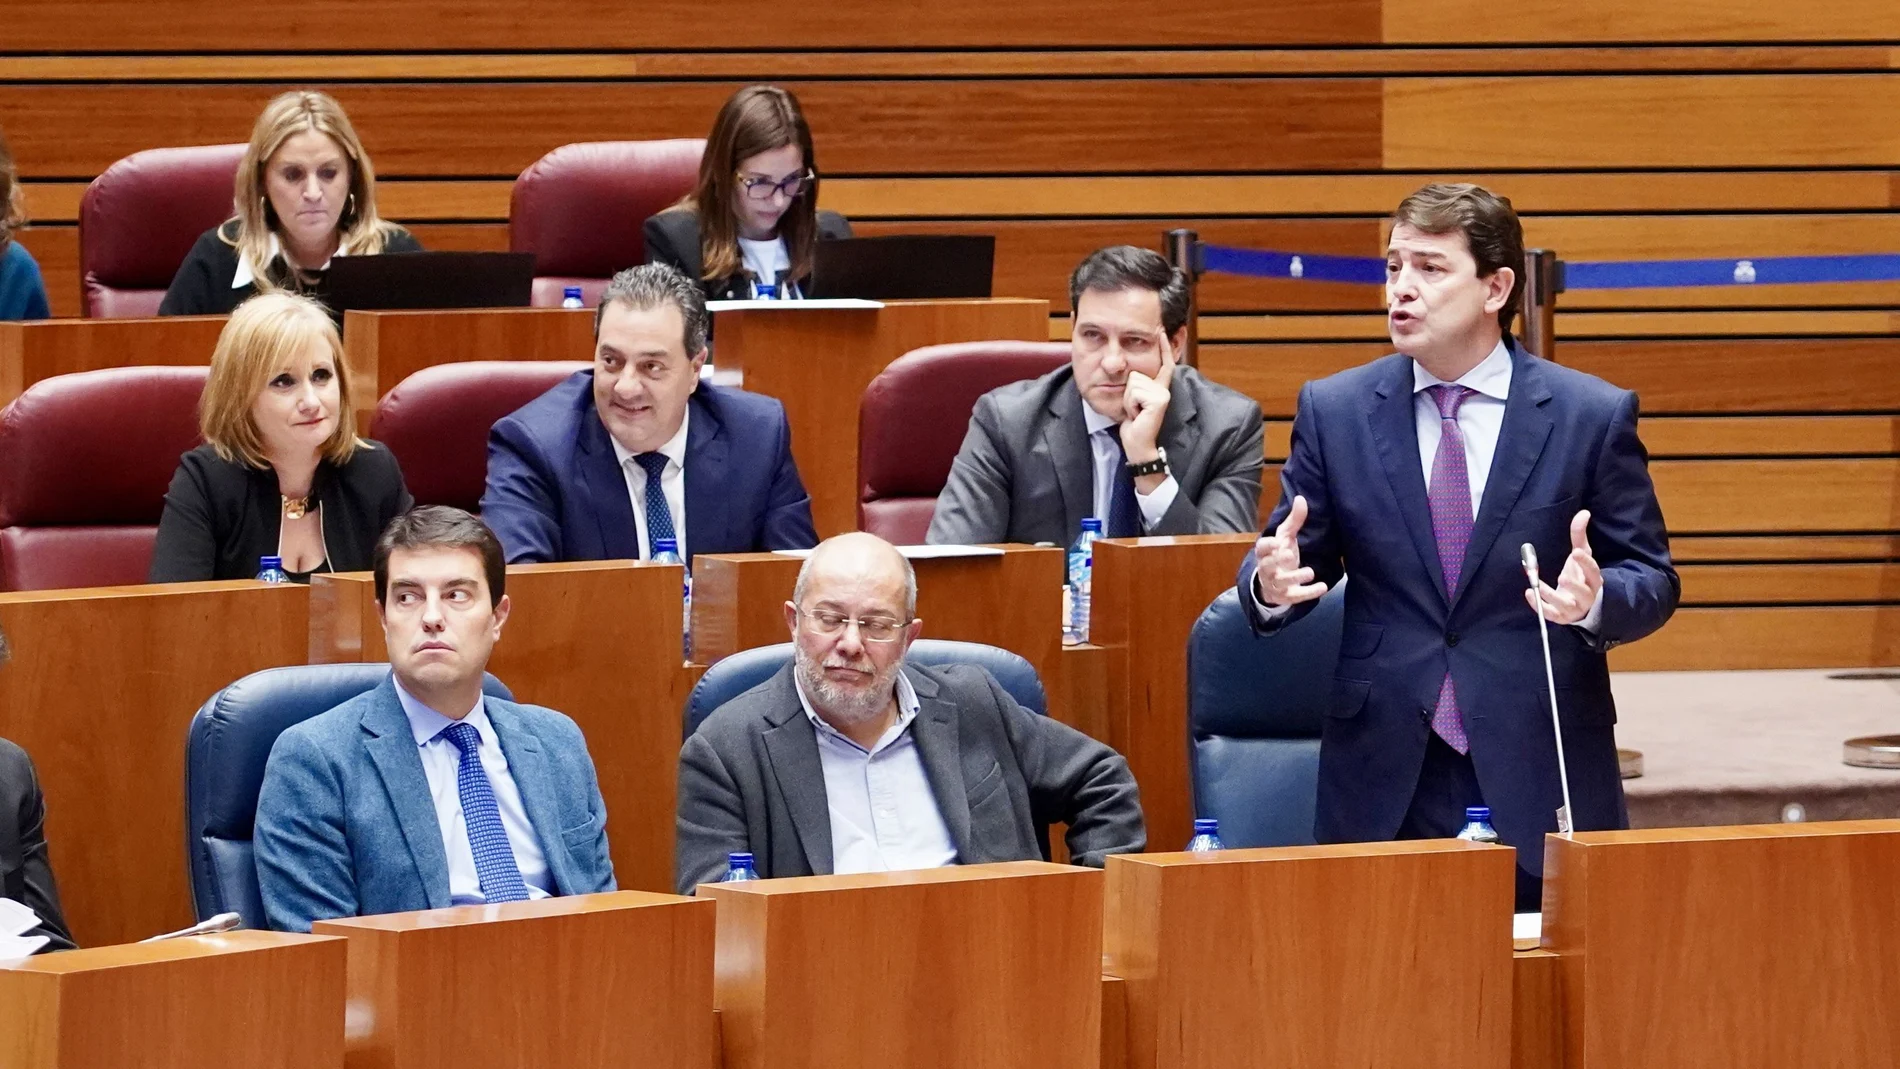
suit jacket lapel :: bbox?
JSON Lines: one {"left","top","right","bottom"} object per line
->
{"left": 757, "top": 669, "right": 835, "bottom": 875}
{"left": 1043, "top": 383, "right": 1095, "bottom": 538}
{"left": 682, "top": 393, "right": 730, "bottom": 560}
{"left": 1369, "top": 358, "right": 1450, "bottom": 606}
{"left": 487, "top": 701, "right": 576, "bottom": 896}
{"left": 1454, "top": 342, "right": 1555, "bottom": 613}
{"left": 1155, "top": 371, "right": 1202, "bottom": 477}
{"left": 904, "top": 668, "right": 973, "bottom": 861}
{"left": 359, "top": 678, "right": 453, "bottom": 909}
{"left": 576, "top": 396, "right": 641, "bottom": 559}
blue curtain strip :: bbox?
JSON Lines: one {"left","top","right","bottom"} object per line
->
{"left": 1197, "top": 245, "right": 1900, "bottom": 290}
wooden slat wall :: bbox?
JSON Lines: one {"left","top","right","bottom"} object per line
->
{"left": 1, "top": 2, "right": 1895, "bottom": 668}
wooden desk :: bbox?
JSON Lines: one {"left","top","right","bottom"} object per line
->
{"left": 702, "top": 861, "right": 1102, "bottom": 1069}
{"left": 0, "top": 315, "right": 224, "bottom": 405}
{"left": 309, "top": 560, "right": 698, "bottom": 894}
{"left": 1089, "top": 534, "right": 1255, "bottom": 849}
{"left": 690, "top": 544, "right": 1065, "bottom": 714}
{"left": 1543, "top": 820, "right": 1900, "bottom": 1068}
{"left": 1105, "top": 841, "right": 1515, "bottom": 1069}
{"left": 0, "top": 581, "right": 310, "bottom": 946}
{"left": 0, "top": 930, "right": 344, "bottom": 1069}
{"left": 1512, "top": 949, "right": 1562, "bottom": 1069}
{"left": 342, "top": 307, "right": 595, "bottom": 429}
{"left": 314, "top": 892, "right": 714, "bottom": 1069}
{"left": 715, "top": 298, "right": 1050, "bottom": 536}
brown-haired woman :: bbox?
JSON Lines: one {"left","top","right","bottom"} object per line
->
{"left": 149, "top": 292, "right": 412, "bottom": 582}
{"left": 643, "top": 85, "right": 851, "bottom": 301}
{"left": 0, "top": 126, "right": 51, "bottom": 321}
{"left": 158, "top": 90, "right": 422, "bottom": 316}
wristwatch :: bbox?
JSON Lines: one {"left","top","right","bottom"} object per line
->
{"left": 1124, "top": 446, "right": 1169, "bottom": 479}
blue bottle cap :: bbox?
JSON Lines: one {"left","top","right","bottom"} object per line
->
{"left": 653, "top": 539, "right": 679, "bottom": 554}
{"left": 1081, "top": 518, "right": 1105, "bottom": 533}
{"left": 1192, "top": 818, "right": 1219, "bottom": 834}
{"left": 563, "top": 286, "right": 583, "bottom": 299}
{"left": 1465, "top": 806, "right": 1491, "bottom": 822}
{"left": 259, "top": 556, "right": 283, "bottom": 569}
{"left": 729, "top": 852, "right": 754, "bottom": 866}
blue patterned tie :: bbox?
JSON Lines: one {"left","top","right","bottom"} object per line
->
{"left": 1426, "top": 384, "right": 1476, "bottom": 754}
{"left": 633, "top": 452, "right": 677, "bottom": 558}
{"left": 439, "top": 721, "right": 529, "bottom": 904}
{"left": 1103, "top": 429, "right": 1142, "bottom": 538}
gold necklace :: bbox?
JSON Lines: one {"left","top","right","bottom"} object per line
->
{"left": 282, "top": 495, "right": 311, "bottom": 520}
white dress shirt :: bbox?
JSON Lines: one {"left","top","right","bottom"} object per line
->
{"left": 1258, "top": 339, "right": 1601, "bottom": 629}
{"left": 609, "top": 409, "right": 691, "bottom": 561}
{"left": 794, "top": 671, "right": 959, "bottom": 875}
{"left": 231, "top": 232, "right": 347, "bottom": 289}
{"left": 393, "top": 678, "right": 553, "bottom": 904}
{"left": 1081, "top": 401, "right": 1178, "bottom": 531}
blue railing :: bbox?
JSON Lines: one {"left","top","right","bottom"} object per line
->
{"left": 1197, "top": 244, "right": 1900, "bottom": 291}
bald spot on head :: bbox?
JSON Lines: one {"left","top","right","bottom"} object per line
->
{"left": 793, "top": 532, "right": 916, "bottom": 618}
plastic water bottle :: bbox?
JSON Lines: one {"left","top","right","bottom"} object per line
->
{"left": 755, "top": 281, "right": 779, "bottom": 300}
{"left": 651, "top": 539, "right": 691, "bottom": 660}
{"left": 254, "top": 555, "right": 290, "bottom": 584}
{"left": 1456, "top": 806, "right": 1501, "bottom": 843}
{"left": 719, "top": 852, "right": 760, "bottom": 882}
{"left": 1064, "top": 518, "right": 1104, "bottom": 644}
{"left": 561, "top": 286, "right": 585, "bottom": 310}
{"left": 1187, "top": 818, "right": 1224, "bottom": 853}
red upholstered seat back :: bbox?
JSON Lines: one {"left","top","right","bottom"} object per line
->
{"left": 371, "top": 361, "right": 593, "bottom": 512}
{"left": 508, "top": 140, "right": 706, "bottom": 308}
{"left": 0, "top": 365, "right": 209, "bottom": 590}
{"left": 857, "top": 341, "right": 1071, "bottom": 544}
{"left": 79, "top": 144, "right": 246, "bottom": 318}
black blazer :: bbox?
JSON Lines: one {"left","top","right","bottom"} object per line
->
{"left": 157, "top": 224, "right": 424, "bottom": 317}
{"left": 148, "top": 442, "right": 414, "bottom": 583}
{"left": 642, "top": 207, "right": 853, "bottom": 301}
{"left": 1, "top": 737, "right": 75, "bottom": 952}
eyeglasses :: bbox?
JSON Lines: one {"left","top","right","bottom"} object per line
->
{"left": 794, "top": 607, "right": 908, "bottom": 643}
{"left": 737, "top": 170, "right": 815, "bottom": 202}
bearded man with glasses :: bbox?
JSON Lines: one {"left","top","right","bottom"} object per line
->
{"left": 674, "top": 532, "right": 1145, "bottom": 892}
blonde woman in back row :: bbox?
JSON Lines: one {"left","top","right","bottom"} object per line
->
{"left": 159, "top": 90, "right": 420, "bottom": 317}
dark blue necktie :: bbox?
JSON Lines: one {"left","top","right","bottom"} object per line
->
{"left": 1103, "top": 429, "right": 1142, "bottom": 538}
{"left": 633, "top": 452, "right": 677, "bottom": 557}
{"left": 439, "top": 722, "right": 529, "bottom": 904}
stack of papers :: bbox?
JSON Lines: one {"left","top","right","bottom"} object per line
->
{"left": 0, "top": 897, "right": 48, "bottom": 960}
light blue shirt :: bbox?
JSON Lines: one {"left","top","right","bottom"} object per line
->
{"left": 1081, "top": 402, "right": 1179, "bottom": 530}
{"left": 393, "top": 678, "right": 554, "bottom": 904}
{"left": 794, "top": 670, "right": 959, "bottom": 875}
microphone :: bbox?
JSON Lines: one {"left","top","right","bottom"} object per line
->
{"left": 142, "top": 912, "right": 242, "bottom": 943}
{"left": 1521, "top": 544, "right": 1575, "bottom": 835}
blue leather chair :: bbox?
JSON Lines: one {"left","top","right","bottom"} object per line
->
{"left": 184, "top": 663, "right": 513, "bottom": 927}
{"left": 1185, "top": 579, "right": 1347, "bottom": 848}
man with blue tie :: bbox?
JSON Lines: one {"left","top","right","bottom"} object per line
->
{"left": 481, "top": 262, "right": 817, "bottom": 565}
{"left": 1240, "top": 183, "right": 1678, "bottom": 911}
{"left": 254, "top": 506, "right": 615, "bottom": 932}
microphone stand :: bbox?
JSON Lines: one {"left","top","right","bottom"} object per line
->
{"left": 1522, "top": 544, "right": 1576, "bottom": 835}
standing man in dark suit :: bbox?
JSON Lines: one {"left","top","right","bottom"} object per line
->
{"left": 481, "top": 263, "right": 817, "bottom": 564}
{"left": 927, "top": 245, "right": 1264, "bottom": 546}
{"left": 0, "top": 623, "right": 75, "bottom": 952}
{"left": 675, "top": 532, "right": 1144, "bottom": 892}
{"left": 1242, "top": 184, "right": 1678, "bottom": 910}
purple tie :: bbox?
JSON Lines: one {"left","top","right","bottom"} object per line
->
{"left": 1426, "top": 384, "right": 1476, "bottom": 754}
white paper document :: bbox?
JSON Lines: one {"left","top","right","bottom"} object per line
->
{"left": 1512, "top": 911, "right": 1542, "bottom": 949}
{"left": 0, "top": 896, "right": 48, "bottom": 961}
{"left": 707, "top": 298, "right": 884, "bottom": 312}
{"left": 772, "top": 544, "right": 1005, "bottom": 560}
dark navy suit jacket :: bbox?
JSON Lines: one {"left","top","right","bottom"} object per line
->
{"left": 480, "top": 371, "right": 817, "bottom": 563}
{"left": 1237, "top": 342, "right": 1678, "bottom": 873}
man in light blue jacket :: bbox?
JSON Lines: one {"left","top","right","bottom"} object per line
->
{"left": 254, "top": 506, "right": 614, "bottom": 933}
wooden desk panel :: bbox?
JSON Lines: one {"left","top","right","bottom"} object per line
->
{"left": 309, "top": 561, "right": 695, "bottom": 894}
{"left": 315, "top": 891, "right": 714, "bottom": 1069}
{"left": 0, "top": 582, "right": 309, "bottom": 946}
{"left": 703, "top": 861, "right": 1102, "bottom": 1069}
{"left": 0, "top": 315, "right": 224, "bottom": 406}
{"left": 1106, "top": 841, "right": 1515, "bottom": 1069}
{"left": 0, "top": 930, "right": 346, "bottom": 1069}
{"left": 715, "top": 298, "right": 1049, "bottom": 536}
{"left": 1544, "top": 820, "right": 1900, "bottom": 1068}
{"left": 342, "top": 306, "right": 596, "bottom": 427}
{"left": 1089, "top": 535, "right": 1256, "bottom": 850}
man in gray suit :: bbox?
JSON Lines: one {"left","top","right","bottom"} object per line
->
{"left": 675, "top": 532, "right": 1145, "bottom": 892}
{"left": 927, "top": 245, "right": 1265, "bottom": 545}
{"left": 255, "top": 507, "right": 615, "bottom": 932}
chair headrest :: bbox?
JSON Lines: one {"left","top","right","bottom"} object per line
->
{"left": 371, "top": 362, "right": 591, "bottom": 512}
{"left": 0, "top": 366, "right": 208, "bottom": 526}
{"left": 508, "top": 139, "right": 705, "bottom": 277}
{"left": 858, "top": 498, "right": 939, "bottom": 546}
{"left": 1187, "top": 581, "right": 1347, "bottom": 739}
{"left": 79, "top": 144, "right": 245, "bottom": 291}
{"left": 859, "top": 341, "right": 1070, "bottom": 497}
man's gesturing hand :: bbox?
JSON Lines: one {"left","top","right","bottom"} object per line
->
{"left": 1526, "top": 509, "right": 1603, "bottom": 624}
{"left": 1252, "top": 495, "right": 1328, "bottom": 606}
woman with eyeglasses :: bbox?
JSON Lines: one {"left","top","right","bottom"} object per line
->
{"left": 644, "top": 85, "right": 851, "bottom": 302}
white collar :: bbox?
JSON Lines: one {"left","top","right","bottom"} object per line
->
{"left": 1080, "top": 395, "right": 1119, "bottom": 436}
{"left": 795, "top": 667, "right": 922, "bottom": 754}
{"left": 232, "top": 231, "right": 347, "bottom": 289}
{"left": 391, "top": 675, "right": 489, "bottom": 747}
{"left": 1413, "top": 338, "right": 1513, "bottom": 401}
{"left": 608, "top": 406, "right": 692, "bottom": 471}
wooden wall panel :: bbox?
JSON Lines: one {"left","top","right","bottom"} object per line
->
{"left": 1385, "top": 0, "right": 1900, "bottom": 44}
